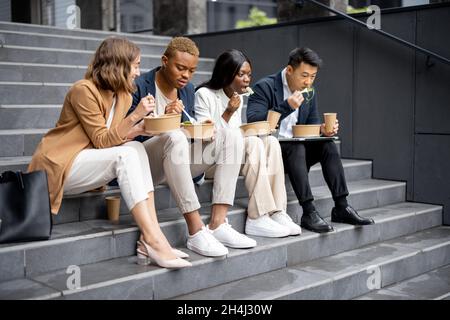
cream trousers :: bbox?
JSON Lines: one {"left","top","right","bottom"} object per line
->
{"left": 206, "top": 134, "right": 287, "bottom": 219}
{"left": 64, "top": 141, "right": 154, "bottom": 211}
{"left": 241, "top": 135, "right": 287, "bottom": 219}
{"left": 143, "top": 128, "right": 243, "bottom": 214}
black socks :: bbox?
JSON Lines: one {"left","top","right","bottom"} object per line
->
{"left": 302, "top": 197, "right": 348, "bottom": 214}
{"left": 301, "top": 200, "right": 316, "bottom": 215}
{"left": 334, "top": 196, "right": 348, "bottom": 209}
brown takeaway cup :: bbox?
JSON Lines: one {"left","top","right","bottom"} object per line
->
{"left": 105, "top": 196, "right": 121, "bottom": 223}
{"left": 267, "top": 110, "right": 281, "bottom": 130}
{"left": 324, "top": 113, "right": 337, "bottom": 133}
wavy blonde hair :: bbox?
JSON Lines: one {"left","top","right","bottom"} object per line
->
{"left": 85, "top": 37, "right": 140, "bottom": 94}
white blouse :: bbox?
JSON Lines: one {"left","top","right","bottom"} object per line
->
{"left": 106, "top": 98, "right": 116, "bottom": 129}
{"left": 194, "top": 87, "right": 243, "bottom": 129}
{"left": 279, "top": 67, "right": 299, "bottom": 138}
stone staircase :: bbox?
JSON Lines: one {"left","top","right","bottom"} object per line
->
{"left": 0, "top": 22, "right": 448, "bottom": 300}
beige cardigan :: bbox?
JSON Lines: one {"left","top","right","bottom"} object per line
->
{"left": 28, "top": 79, "right": 132, "bottom": 214}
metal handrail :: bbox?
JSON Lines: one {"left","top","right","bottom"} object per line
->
{"left": 298, "top": 0, "right": 450, "bottom": 66}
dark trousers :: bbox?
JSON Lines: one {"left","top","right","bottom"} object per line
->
{"left": 280, "top": 141, "right": 349, "bottom": 205}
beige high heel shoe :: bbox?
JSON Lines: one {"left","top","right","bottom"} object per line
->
{"left": 136, "top": 240, "right": 192, "bottom": 269}
{"left": 137, "top": 240, "right": 189, "bottom": 259}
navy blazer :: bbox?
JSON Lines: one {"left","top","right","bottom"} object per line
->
{"left": 246, "top": 71, "right": 320, "bottom": 126}
{"left": 129, "top": 67, "right": 196, "bottom": 142}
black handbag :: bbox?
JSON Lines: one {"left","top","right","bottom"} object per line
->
{"left": 0, "top": 170, "right": 53, "bottom": 244}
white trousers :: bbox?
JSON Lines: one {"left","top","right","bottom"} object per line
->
{"left": 143, "top": 128, "right": 243, "bottom": 213}
{"left": 206, "top": 134, "right": 287, "bottom": 219}
{"left": 64, "top": 141, "right": 154, "bottom": 210}
{"left": 240, "top": 135, "right": 287, "bottom": 218}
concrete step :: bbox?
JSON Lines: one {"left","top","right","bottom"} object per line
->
{"left": 0, "top": 21, "right": 171, "bottom": 44}
{"left": 0, "top": 30, "right": 168, "bottom": 55}
{"left": 173, "top": 226, "right": 450, "bottom": 300}
{"left": 0, "top": 159, "right": 374, "bottom": 224}
{"left": 0, "top": 156, "right": 32, "bottom": 172}
{"left": 0, "top": 129, "right": 47, "bottom": 157}
{"left": 0, "top": 45, "right": 215, "bottom": 71}
{"left": 0, "top": 81, "right": 70, "bottom": 105}
{"left": 355, "top": 264, "right": 450, "bottom": 300}
{"left": 0, "top": 105, "right": 61, "bottom": 130}
{"left": 0, "top": 211, "right": 444, "bottom": 300}
{"left": 0, "top": 63, "right": 211, "bottom": 91}
{"left": 0, "top": 98, "right": 340, "bottom": 150}
{"left": 53, "top": 159, "right": 371, "bottom": 224}
{"left": 0, "top": 140, "right": 344, "bottom": 185}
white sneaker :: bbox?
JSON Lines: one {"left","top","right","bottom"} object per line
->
{"left": 187, "top": 226, "right": 228, "bottom": 257}
{"left": 245, "top": 214, "right": 291, "bottom": 238}
{"left": 208, "top": 219, "right": 257, "bottom": 249}
{"left": 271, "top": 211, "right": 302, "bottom": 236}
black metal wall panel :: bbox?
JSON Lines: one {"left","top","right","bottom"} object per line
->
{"left": 191, "top": 26, "right": 299, "bottom": 83}
{"left": 353, "top": 12, "right": 416, "bottom": 198}
{"left": 190, "top": 5, "right": 450, "bottom": 224}
{"left": 415, "top": 7, "right": 450, "bottom": 134}
{"left": 297, "top": 20, "right": 354, "bottom": 157}
{"left": 414, "top": 135, "right": 450, "bottom": 224}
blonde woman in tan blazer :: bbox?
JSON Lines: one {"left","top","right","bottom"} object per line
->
{"left": 28, "top": 37, "right": 191, "bottom": 269}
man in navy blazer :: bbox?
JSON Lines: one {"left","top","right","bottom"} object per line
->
{"left": 129, "top": 68, "right": 195, "bottom": 142}
{"left": 127, "top": 37, "right": 251, "bottom": 257}
{"left": 247, "top": 47, "right": 374, "bottom": 233}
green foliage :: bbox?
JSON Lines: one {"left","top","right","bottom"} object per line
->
{"left": 236, "top": 7, "right": 277, "bottom": 29}
{"left": 347, "top": 5, "right": 368, "bottom": 14}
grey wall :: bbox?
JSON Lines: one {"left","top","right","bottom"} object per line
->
{"left": 0, "top": 0, "right": 11, "bottom": 22}
{"left": 414, "top": 7, "right": 450, "bottom": 224}
{"left": 189, "top": 4, "right": 450, "bottom": 224}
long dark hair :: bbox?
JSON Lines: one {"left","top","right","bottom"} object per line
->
{"left": 197, "top": 49, "right": 251, "bottom": 91}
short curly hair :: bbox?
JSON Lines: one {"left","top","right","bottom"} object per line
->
{"left": 164, "top": 37, "right": 199, "bottom": 58}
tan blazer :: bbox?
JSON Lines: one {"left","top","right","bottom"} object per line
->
{"left": 28, "top": 79, "right": 132, "bottom": 214}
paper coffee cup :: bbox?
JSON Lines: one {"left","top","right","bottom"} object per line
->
{"left": 324, "top": 113, "right": 337, "bottom": 133}
{"left": 267, "top": 110, "right": 281, "bottom": 130}
{"left": 105, "top": 196, "right": 121, "bottom": 223}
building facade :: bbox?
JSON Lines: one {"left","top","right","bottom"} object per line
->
{"left": 0, "top": 0, "right": 445, "bottom": 34}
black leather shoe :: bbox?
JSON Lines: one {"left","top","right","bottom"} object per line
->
{"left": 331, "top": 206, "right": 375, "bottom": 225}
{"left": 301, "top": 211, "right": 334, "bottom": 233}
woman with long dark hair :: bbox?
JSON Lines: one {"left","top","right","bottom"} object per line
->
{"left": 195, "top": 49, "right": 301, "bottom": 238}
{"left": 28, "top": 37, "right": 191, "bottom": 269}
